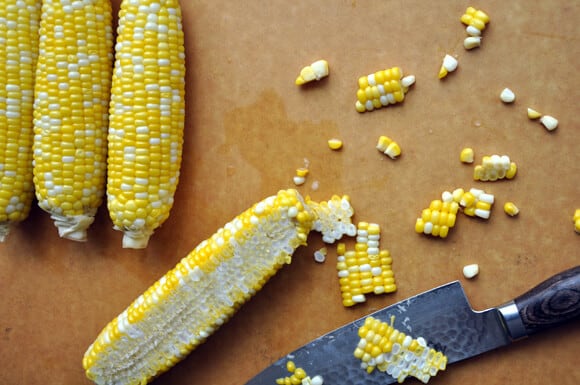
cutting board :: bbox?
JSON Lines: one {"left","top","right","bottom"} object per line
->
{"left": 1, "top": 1, "right": 578, "bottom": 384}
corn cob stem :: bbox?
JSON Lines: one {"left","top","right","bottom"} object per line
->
{"left": 0, "top": 0, "right": 41, "bottom": 241}
{"left": 83, "top": 189, "right": 355, "bottom": 385}
{"left": 32, "top": 0, "right": 114, "bottom": 241}
{"left": 106, "top": 0, "right": 186, "bottom": 249}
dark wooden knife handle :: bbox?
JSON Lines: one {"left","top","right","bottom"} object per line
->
{"left": 514, "top": 265, "right": 580, "bottom": 335}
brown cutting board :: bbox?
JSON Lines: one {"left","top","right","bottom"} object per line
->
{"left": 1, "top": 1, "right": 579, "bottom": 385}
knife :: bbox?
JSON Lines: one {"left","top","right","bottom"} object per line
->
{"left": 246, "top": 265, "right": 579, "bottom": 384}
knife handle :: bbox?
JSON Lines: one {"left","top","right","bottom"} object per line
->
{"left": 512, "top": 265, "right": 580, "bottom": 336}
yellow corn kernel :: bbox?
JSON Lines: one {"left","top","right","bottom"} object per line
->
{"left": 32, "top": 0, "right": 113, "bottom": 241}
{"left": 0, "top": 0, "right": 41, "bottom": 241}
{"left": 107, "top": 0, "right": 186, "bottom": 248}
{"left": 504, "top": 202, "right": 520, "bottom": 217}
{"left": 355, "top": 66, "right": 415, "bottom": 112}
{"left": 327, "top": 138, "right": 343, "bottom": 150}
{"left": 84, "top": 189, "right": 355, "bottom": 385}
{"left": 355, "top": 316, "right": 447, "bottom": 383}
{"left": 295, "top": 59, "right": 329, "bottom": 85}
{"left": 460, "top": 147, "right": 474, "bottom": 163}
{"left": 573, "top": 209, "right": 580, "bottom": 234}
{"left": 506, "top": 162, "right": 518, "bottom": 179}
{"left": 527, "top": 108, "right": 542, "bottom": 120}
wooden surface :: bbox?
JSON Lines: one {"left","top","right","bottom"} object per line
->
{"left": 1, "top": 1, "right": 579, "bottom": 384}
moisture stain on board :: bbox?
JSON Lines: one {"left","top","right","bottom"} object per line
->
{"left": 222, "top": 90, "right": 340, "bottom": 191}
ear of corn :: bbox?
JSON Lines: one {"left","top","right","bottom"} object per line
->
{"left": 83, "top": 189, "right": 355, "bottom": 385}
{"left": 32, "top": 0, "right": 113, "bottom": 241}
{"left": 354, "top": 315, "right": 447, "bottom": 383}
{"left": 0, "top": 0, "right": 41, "bottom": 241}
{"left": 106, "top": 0, "right": 186, "bottom": 249}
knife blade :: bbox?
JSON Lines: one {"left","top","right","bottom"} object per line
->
{"left": 245, "top": 265, "right": 579, "bottom": 384}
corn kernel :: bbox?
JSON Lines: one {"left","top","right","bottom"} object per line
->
{"left": 500, "top": 88, "right": 516, "bottom": 103}
{"left": 438, "top": 54, "right": 458, "bottom": 79}
{"left": 573, "top": 209, "right": 580, "bottom": 234}
{"left": 295, "top": 59, "right": 329, "bottom": 85}
{"left": 327, "top": 138, "right": 343, "bottom": 150}
{"left": 540, "top": 115, "right": 558, "bottom": 131}
{"left": 527, "top": 108, "right": 542, "bottom": 120}
{"left": 460, "top": 148, "right": 474, "bottom": 163}
{"left": 462, "top": 263, "right": 479, "bottom": 279}
{"left": 504, "top": 202, "right": 520, "bottom": 217}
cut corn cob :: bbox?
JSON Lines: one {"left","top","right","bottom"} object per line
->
{"left": 83, "top": 189, "right": 355, "bottom": 385}
{"left": 32, "top": 0, "right": 113, "bottom": 241}
{"left": 337, "top": 222, "right": 396, "bottom": 307}
{"left": 295, "top": 59, "right": 329, "bottom": 85}
{"left": 414, "top": 193, "right": 459, "bottom": 239}
{"left": 459, "top": 187, "right": 494, "bottom": 219}
{"left": 473, "top": 154, "right": 517, "bottom": 181}
{"left": 0, "top": 0, "right": 41, "bottom": 241}
{"left": 376, "top": 135, "right": 401, "bottom": 159}
{"left": 355, "top": 67, "right": 415, "bottom": 112}
{"left": 354, "top": 315, "right": 447, "bottom": 383}
{"left": 106, "top": 0, "right": 186, "bottom": 248}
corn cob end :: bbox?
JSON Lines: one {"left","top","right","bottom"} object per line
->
{"left": 122, "top": 231, "right": 152, "bottom": 249}
{"left": 50, "top": 213, "right": 96, "bottom": 242}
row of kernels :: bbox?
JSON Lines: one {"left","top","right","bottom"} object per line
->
{"left": 415, "top": 196, "right": 460, "bottom": 239}
{"left": 473, "top": 154, "right": 517, "bottom": 181}
{"left": 460, "top": 187, "right": 495, "bottom": 219}
{"left": 354, "top": 316, "right": 447, "bottom": 383}
{"left": 355, "top": 67, "right": 415, "bottom": 112}
{"left": 376, "top": 136, "right": 401, "bottom": 159}
{"left": 574, "top": 209, "right": 580, "bottom": 234}
{"left": 276, "top": 361, "right": 324, "bottom": 385}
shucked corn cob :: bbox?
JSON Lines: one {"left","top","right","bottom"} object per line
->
{"left": 0, "top": 0, "right": 41, "bottom": 241}
{"left": 32, "top": 0, "right": 113, "bottom": 241}
{"left": 83, "top": 189, "right": 355, "bottom": 385}
{"left": 107, "top": 0, "right": 186, "bottom": 249}
{"left": 354, "top": 315, "right": 447, "bottom": 383}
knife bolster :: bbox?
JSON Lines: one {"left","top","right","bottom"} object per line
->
{"left": 498, "top": 301, "right": 528, "bottom": 340}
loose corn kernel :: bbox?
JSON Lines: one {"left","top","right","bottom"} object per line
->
{"left": 355, "top": 316, "right": 447, "bottom": 383}
{"left": 355, "top": 67, "right": 415, "bottom": 112}
{"left": 573, "top": 209, "right": 580, "bottom": 234}
{"left": 293, "top": 167, "right": 309, "bottom": 186}
{"left": 463, "top": 36, "right": 482, "bottom": 50}
{"left": 540, "top": 115, "right": 558, "bottom": 131}
{"left": 438, "top": 54, "right": 458, "bottom": 79}
{"left": 504, "top": 202, "right": 520, "bottom": 217}
{"left": 463, "top": 263, "right": 480, "bottom": 279}
{"left": 527, "top": 108, "right": 542, "bottom": 120}
{"left": 0, "top": 0, "right": 41, "bottom": 241}
{"left": 327, "top": 138, "right": 343, "bottom": 150}
{"left": 83, "top": 189, "right": 353, "bottom": 385}
{"left": 500, "top": 88, "right": 516, "bottom": 103}
{"left": 295, "top": 59, "right": 329, "bottom": 85}
{"left": 473, "top": 154, "right": 517, "bottom": 181}
{"left": 277, "top": 360, "right": 324, "bottom": 385}
{"left": 460, "top": 147, "right": 475, "bottom": 163}
{"left": 337, "top": 222, "right": 396, "bottom": 306}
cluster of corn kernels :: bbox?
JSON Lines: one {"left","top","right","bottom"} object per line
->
{"left": 415, "top": 188, "right": 495, "bottom": 238}
{"left": 336, "top": 222, "right": 396, "bottom": 307}
{"left": 276, "top": 361, "right": 324, "bottom": 385}
{"left": 355, "top": 67, "right": 415, "bottom": 113}
{"left": 473, "top": 154, "right": 517, "bottom": 181}
{"left": 460, "top": 6, "right": 489, "bottom": 49}
{"left": 295, "top": 59, "right": 329, "bottom": 86}
{"left": 354, "top": 316, "right": 447, "bottom": 384}
{"left": 574, "top": 209, "right": 580, "bottom": 234}
{"left": 376, "top": 135, "right": 401, "bottom": 159}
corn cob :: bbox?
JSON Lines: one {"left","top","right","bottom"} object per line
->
{"left": 106, "top": 0, "right": 186, "bottom": 249}
{"left": 0, "top": 0, "right": 41, "bottom": 242}
{"left": 354, "top": 315, "right": 447, "bottom": 383}
{"left": 32, "top": 0, "right": 113, "bottom": 241}
{"left": 83, "top": 189, "right": 355, "bottom": 385}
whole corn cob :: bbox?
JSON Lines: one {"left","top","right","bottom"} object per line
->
{"left": 106, "top": 0, "right": 186, "bottom": 249}
{"left": 32, "top": 0, "right": 113, "bottom": 241}
{"left": 0, "top": 0, "right": 41, "bottom": 241}
{"left": 83, "top": 189, "right": 355, "bottom": 385}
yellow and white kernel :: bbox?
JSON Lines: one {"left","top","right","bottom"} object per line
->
{"left": 438, "top": 54, "right": 458, "bottom": 79}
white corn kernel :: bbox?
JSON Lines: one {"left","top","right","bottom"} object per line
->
{"left": 500, "top": 88, "right": 516, "bottom": 103}
{"left": 463, "top": 36, "right": 482, "bottom": 50}
{"left": 466, "top": 25, "right": 482, "bottom": 37}
{"left": 540, "top": 115, "right": 558, "bottom": 131}
{"left": 401, "top": 75, "right": 416, "bottom": 88}
{"left": 462, "top": 264, "right": 479, "bottom": 279}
